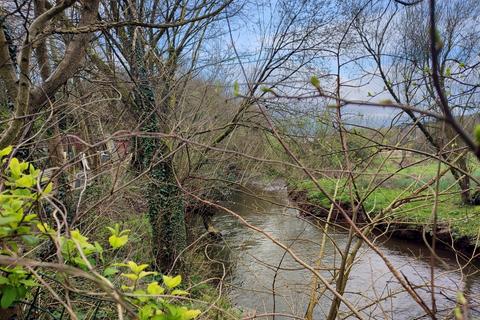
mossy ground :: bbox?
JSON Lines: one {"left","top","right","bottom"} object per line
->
{"left": 290, "top": 159, "right": 480, "bottom": 240}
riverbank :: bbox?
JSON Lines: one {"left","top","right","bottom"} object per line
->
{"left": 287, "top": 176, "right": 480, "bottom": 256}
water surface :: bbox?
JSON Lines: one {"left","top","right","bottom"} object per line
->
{"left": 212, "top": 186, "right": 480, "bottom": 319}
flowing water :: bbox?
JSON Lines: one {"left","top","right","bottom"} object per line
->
{"left": 210, "top": 185, "right": 480, "bottom": 319}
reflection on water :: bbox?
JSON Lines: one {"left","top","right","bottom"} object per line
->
{"left": 212, "top": 186, "right": 480, "bottom": 319}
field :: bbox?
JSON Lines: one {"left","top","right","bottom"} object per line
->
{"left": 290, "top": 158, "right": 480, "bottom": 239}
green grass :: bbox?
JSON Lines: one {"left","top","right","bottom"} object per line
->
{"left": 290, "top": 160, "right": 480, "bottom": 239}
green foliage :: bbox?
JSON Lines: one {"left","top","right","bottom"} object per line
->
{"left": 0, "top": 267, "right": 37, "bottom": 309}
{"left": 163, "top": 275, "right": 182, "bottom": 289}
{"left": 455, "top": 291, "right": 467, "bottom": 320}
{"left": 118, "top": 263, "right": 200, "bottom": 320}
{"left": 310, "top": 75, "right": 320, "bottom": 89}
{"left": 0, "top": 147, "right": 201, "bottom": 319}
{"left": 0, "top": 146, "right": 44, "bottom": 308}
{"left": 474, "top": 125, "right": 480, "bottom": 145}
{"left": 60, "top": 228, "right": 103, "bottom": 269}
{"left": 107, "top": 223, "right": 130, "bottom": 249}
{"left": 445, "top": 66, "right": 452, "bottom": 77}
{"left": 233, "top": 81, "right": 239, "bottom": 97}
{"left": 260, "top": 86, "right": 274, "bottom": 94}
{"left": 132, "top": 42, "right": 187, "bottom": 272}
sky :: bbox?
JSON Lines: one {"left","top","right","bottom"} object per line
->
{"left": 212, "top": 0, "right": 410, "bottom": 128}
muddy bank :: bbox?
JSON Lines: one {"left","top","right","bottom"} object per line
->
{"left": 288, "top": 188, "right": 478, "bottom": 257}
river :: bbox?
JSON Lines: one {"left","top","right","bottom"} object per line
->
{"left": 209, "top": 185, "right": 480, "bottom": 319}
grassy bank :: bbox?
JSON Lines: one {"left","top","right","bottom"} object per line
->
{"left": 289, "top": 160, "right": 480, "bottom": 241}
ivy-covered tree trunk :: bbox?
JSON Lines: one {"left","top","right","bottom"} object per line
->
{"left": 132, "top": 40, "right": 187, "bottom": 273}
{"left": 147, "top": 161, "right": 187, "bottom": 272}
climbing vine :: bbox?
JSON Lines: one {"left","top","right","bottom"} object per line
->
{"left": 132, "top": 37, "right": 187, "bottom": 272}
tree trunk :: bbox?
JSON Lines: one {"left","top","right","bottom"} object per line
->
{"left": 443, "top": 124, "right": 472, "bottom": 204}
{"left": 132, "top": 40, "right": 186, "bottom": 272}
{"left": 147, "top": 160, "right": 187, "bottom": 271}
{"left": 450, "top": 156, "right": 471, "bottom": 204}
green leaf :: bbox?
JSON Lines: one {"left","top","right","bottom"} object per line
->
{"left": 21, "top": 235, "right": 38, "bottom": 245}
{"left": 0, "top": 146, "right": 12, "bottom": 158}
{"left": 106, "top": 226, "right": 117, "bottom": 235}
{"left": 0, "top": 215, "right": 20, "bottom": 226}
{"left": 163, "top": 275, "right": 181, "bottom": 289}
{"left": 457, "top": 291, "right": 467, "bottom": 305}
{"left": 233, "top": 81, "right": 239, "bottom": 97}
{"left": 261, "top": 86, "right": 273, "bottom": 93}
{"left": 23, "top": 214, "right": 37, "bottom": 222}
{"left": 9, "top": 158, "right": 22, "bottom": 178}
{"left": 138, "top": 271, "right": 157, "bottom": 279}
{"left": 147, "top": 281, "right": 165, "bottom": 295}
{"left": 43, "top": 182, "right": 53, "bottom": 194}
{"left": 71, "top": 229, "right": 89, "bottom": 243}
{"left": 109, "top": 235, "right": 128, "bottom": 249}
{"left": 182, "top": 309, "right": 201, "bottom": 320}
{"left": 171, "top": 289, "right": 189, "bottom": 296}
{"left": 19, "top": 279, "right": 37, "bottom": 287}
{"left": 94, "top": 241, "right": 103, "bottom": 253}
{"left": 119, "top": 229, "right": 130, "bottom": 236}
{"left": 474, "top": 125, "right": 480, "bottom": 145}
{"left": 121, "top": 273, "right": 139, "bottom": 281}
{"left": 127, "top": 261, "right": 148, "bottom": 274}
{"left": 37, "top": 223, "right": 52, "bottom": 234}
{"left": 454, "top": 306, "right": 463, "bottom": 319}
{"left": 133, "top": 289, "right": 148, "bottom": 302}
{"left": 139, "top": 304, "right": 156, "bottom": 320}
{"left": 121, "top": 285, "right": 134, "bottom": 291}
{"left": 1, "top": 286, "right": 17, "bottom": 309}
{"left": 15, "top": 286, "right": 26, "bottom": 299}
{"left": 28, "top": 164, "right": 37, "bottom": 175}
{"left": 310, "top": 76, "right": 320, "bottom": 88}
{"left": 445, "top": 67, "right": 452, "bottom": 77}
{"left": 16, "top": 175, "right": 35, "bottom": 188}
{"left": 112, "top": 262, "right": 129, "bottom": 267}
{"left": 103, "top": 267, "right": 119, "bottom": 277}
